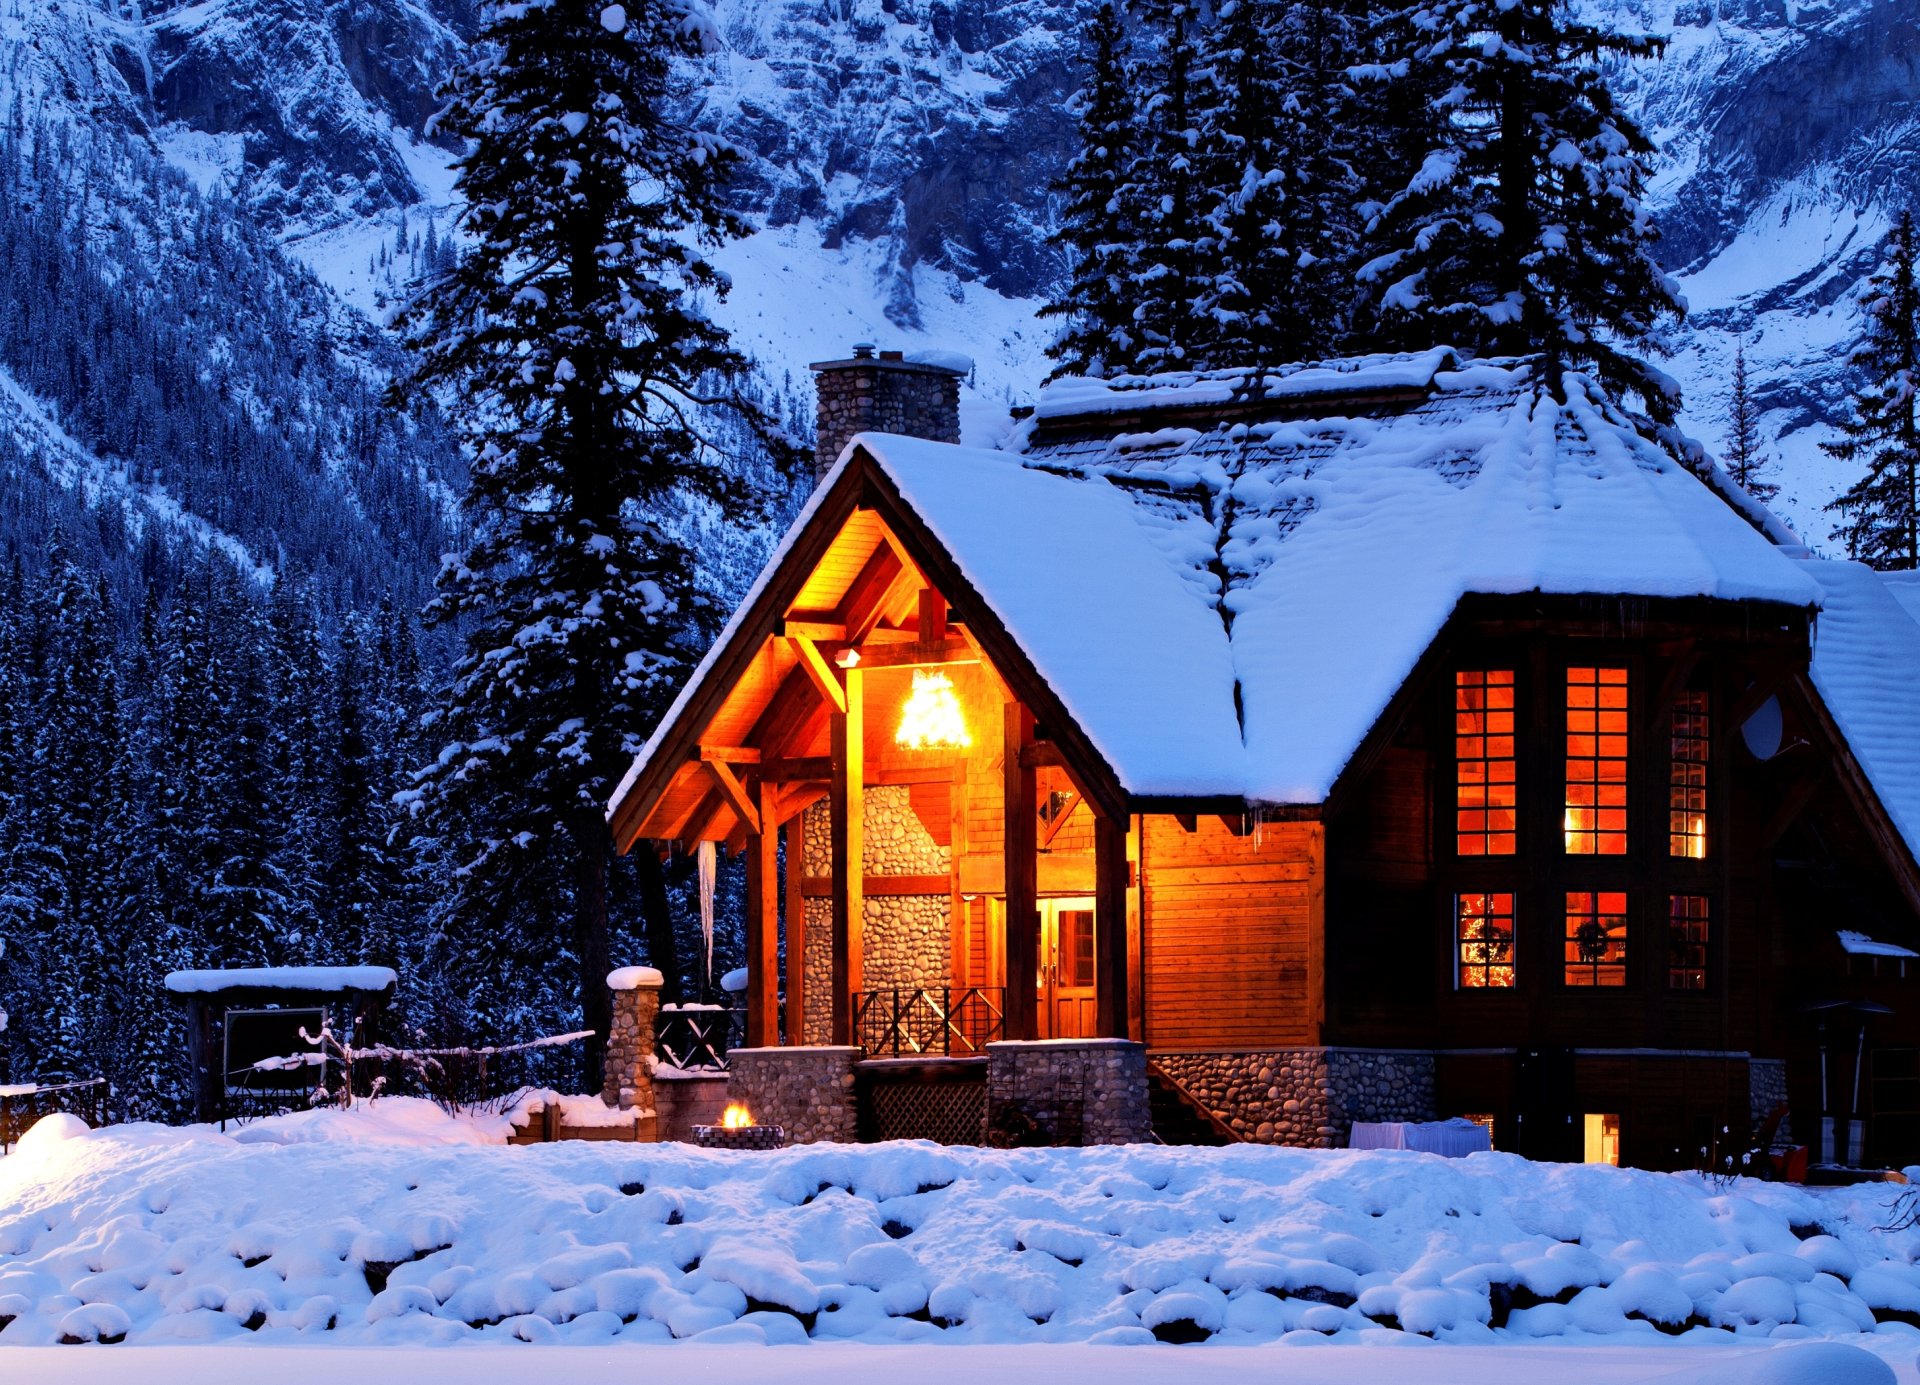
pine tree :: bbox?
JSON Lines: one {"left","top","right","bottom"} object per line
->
{"left": 393, "top": 0, "right": 782, "bottom": 1081}
{"left": 1128, "top": 0, "right": 1211, "bottom": 372}
{"left": 1359, "top": 0, "right": 1683, "bottom": 421}
{"left": 1040, "top": 3, "right": 1139, "bottom": 379}
{"left": 1825, "top": 211, "right": 1920, "bottom": 570}
{"left": 1725, "top": 342, "right": 1778, "bottom": 503}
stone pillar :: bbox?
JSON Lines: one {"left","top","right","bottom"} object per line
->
{"left": 987, "top": 1039, "right": 1151, "bottom": 1145}
{"left": 728, "top": 1046, "right": 861, "bottom": 1144}
{"left": 809, "top": 344, "right": 967, "bottom": 483}
{"left": 603, "top": 966, "right": 663, "bottom": 1116}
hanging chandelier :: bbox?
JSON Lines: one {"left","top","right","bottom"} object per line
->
{"left": 895, "top": 669, "right": 971, "bottom": 750}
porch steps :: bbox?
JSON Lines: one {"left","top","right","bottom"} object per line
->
{"left": 1145, "top": 1062, "right": 1240, "bottom": 1146}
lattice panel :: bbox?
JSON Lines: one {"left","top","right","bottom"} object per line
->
{"left": 865, "top": 1077, "right": 988, "bottom": 1146}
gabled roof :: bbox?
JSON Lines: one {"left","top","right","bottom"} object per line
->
{"left": 609, "top": 351, "right": 1827, "bottom": 831}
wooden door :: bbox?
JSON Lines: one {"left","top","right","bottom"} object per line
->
{"left": 1040, "top": 898, "right": 1097, "bottom": 1039}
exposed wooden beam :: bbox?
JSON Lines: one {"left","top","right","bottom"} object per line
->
{"left": 1019, "top": 741, "right": 1069, "bottom": 770}
{"left": 779, "top": 618, "right": 848, "bottom": 643}
{"left": 1642, "top": 639, "right": 1701, "bottom": 738}
{"left": 677, "top": 789, "right": 727, "bottom": 851}
{"left": 1093, "top": 811, "right": 1129, "bottom": 1039}
{"left": 744, "top": 779, "right": 779, "bottom": 1048}
{"left": 704, "top": 760, "right": 760, "bottom": 836}
{"left": 773, "top": 784, "right": 828, "bottom": 826}
{"left": 830, "top": 666, "right": 865, "bottom": 1045}
{"left": 835, "top": 636, "right": 977, "bottom": 671}
{"left": 918, "top": 587, "right": 948, "bottom": 645}
{"left": 790, "top": 635, "right": 848, "bottom": 714}
{"left": 750, "top": 665, "right": 832, "bottom": 764}
{"left": 697, "top": 745, "right": 762, "bottom": 764}
{"left": 1039, "top": 790, "right": 1082, "bottom": 849}
{"left": 1003, "top": 700, "right": 1038, "bottom": 1041}
{"left": 838, "top": 543, "right": 908, "bottom": 643}
{"left": 802, "top": 873, "right": 952, "bottom": 898}
{"left": 762, "top": 755, "right": 834, "bottom": 783}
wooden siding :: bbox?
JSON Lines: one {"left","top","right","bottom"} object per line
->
{"left": 1141, "top": 815, "right": 1323, "bottom": 1050}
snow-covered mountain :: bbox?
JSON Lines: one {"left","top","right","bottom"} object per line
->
{"left": 1, "top": 0, "right": 1913, "bottom": 561}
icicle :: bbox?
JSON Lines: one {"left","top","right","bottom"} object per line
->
{"left": 697, "top": 840, "right": 717, "bottom": 984}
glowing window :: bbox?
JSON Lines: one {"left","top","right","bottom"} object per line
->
{"left": 1669, "top": 894, "right": 1709, "bottom": 990}
{"left": 1565, "top": 890, "right": 1628, "bottom": 986}
{"left": 1457, "top": 892, "right": 1516, "bottom": 988}
{"left": 1669, "top": 691, "right": 1709, "bottom": 859}
{"left": 1456, "top": 670, "right": 1517, "bottom": 855}
{"left": 1565, "top": 667, "right": 1628, "bottom": 855}
{"left": 1584, "top": 1112, "right": 1621, "bottom": 1165}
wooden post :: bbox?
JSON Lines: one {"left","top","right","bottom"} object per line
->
{"left": 1093, "top": 809, "right": 1130, "bottom": 1039}
{"left": 831, "top": 666, "right": 865, "bottom": 1045}
{"left": 784, "top": 818, "right": 807, "bottom": 1044}
{"left": 744, "top": 779, "right": 780, "bottom": 1048}
{"left": 1003, "top": 701, "right": 1038, "bottom": 1040}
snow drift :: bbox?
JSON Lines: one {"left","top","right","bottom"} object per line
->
{"left": 5, "top": 1102, "right": 1920, "bottom": 1362}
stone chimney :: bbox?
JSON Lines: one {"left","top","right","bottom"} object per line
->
{"left": 809, "top": 342, "right": 967, "bottom": 484}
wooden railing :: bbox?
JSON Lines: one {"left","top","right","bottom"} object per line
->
{"left": 654, "top": 1004, "right": 748, "bottom": 1071}
{"left": 0, "top": 1076, "right": 107, "bottom": 1151}
{"left": 854, "top": 987, "right": 1006, "bottom": 1058}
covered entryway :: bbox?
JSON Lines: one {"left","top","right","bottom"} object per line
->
{"left": 1040, "top": 897, "right": 1098, "bottom": 1039}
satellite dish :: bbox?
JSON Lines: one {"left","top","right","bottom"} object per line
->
{"left": 1742, "top": 694, "right": 1784, "bottom": 761}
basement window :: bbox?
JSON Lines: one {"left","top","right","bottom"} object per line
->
{"left": 1456, "top": 892, "right": 1516, "bottom": 989}
{"left": 1669, "top": 690, "right": 1710, "bottom": 859}
{"left": 1565, "top": 891, "right": 1628, "bottom": 986}
{"left": 1455, "top": 670, "right": 1517, "bottom": 855}
{"left": 1565, "top": 667, "right": 1628, "bottom": 855}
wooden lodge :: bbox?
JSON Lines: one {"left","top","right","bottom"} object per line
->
{"left": 607, "top": 346, "right": 1920, "bottom": 1169}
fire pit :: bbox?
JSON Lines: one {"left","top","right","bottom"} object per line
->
{"left": 694, "top": 1103, "right": 785, "bottom": 1150}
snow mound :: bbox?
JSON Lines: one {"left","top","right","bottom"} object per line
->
{"left": 5, "top": 1130, "right": 1920, "bottom": 1356}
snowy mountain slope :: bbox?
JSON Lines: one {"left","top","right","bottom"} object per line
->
{"left": 4, "top": 0, "right": 1917, "bottom": 557}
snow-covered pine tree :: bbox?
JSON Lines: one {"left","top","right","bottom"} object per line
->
{"left": 1128, "top": 0, "right": 1212, "bottom": 372}
{"left": 1825, "top": 212, "right": 1920, "bottom": 570}
{"left": 1725, "top": 342, "right": 1778, "bottom": 503}
{"left": 394, "top": 0, "right": 779, "bottom": 1082}
{"left": 1040, "top": 2, "right": 1139, "bottom": 379}
{"left": 1193, "top": 0, "right": 1369, "bottom": 365}
{"left": 1359, "top": 0, "right": 1683, "bottom": 422}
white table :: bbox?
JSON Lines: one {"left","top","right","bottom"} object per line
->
{"left": 1348, "top": 1117, "right": 1492, "bottom": 1157}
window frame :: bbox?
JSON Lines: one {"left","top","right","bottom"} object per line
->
{"left": 1667, "top": 893, "right": 1711, "bottom": 992}
{"left": 1453, "top": 668, "right": 1519, "bottom": 858}
{"left": 1563, "top": 665, "right": 1630, "bottom": 857}
{"left": 1455, "top": 890, "right": 1518, "bottom": 990}
{"left": 1563, "top": 889, "right": 1630, "bottom": 988}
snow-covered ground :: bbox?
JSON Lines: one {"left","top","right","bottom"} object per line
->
{"left": 2, "top": 1101, "right": 1920, "bottom": 1385}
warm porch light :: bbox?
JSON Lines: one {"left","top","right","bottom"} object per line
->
{"left": 720, "top": 1102, "right": 755, "bottom": 1130}
{"left": 895, "top": 669, "right": 971, "bottom": 750}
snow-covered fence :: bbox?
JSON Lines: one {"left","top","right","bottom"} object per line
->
{"left": 854, "top": 986, "right": 1005, "bottom": 1058}
{"left": 0, "top": 1076, "right": 106, "bottom": 1151}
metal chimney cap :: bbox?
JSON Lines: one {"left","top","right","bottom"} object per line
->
{"left": 851, "top": 341, "right": 877, "bottom": 359}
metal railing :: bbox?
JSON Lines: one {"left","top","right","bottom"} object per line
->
{"left": 655, "top": 1004, "right": 748, "bottom": 1071}
{"left": 0, "top": 1076, "right": 107, "bottom": 1151}
{"left": 854, "top": 987, "right": 1006, "bottom": 1058}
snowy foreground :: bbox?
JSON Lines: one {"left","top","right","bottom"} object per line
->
{"left": 1, "top": 1103, "right": 1919, "bottom": 1385}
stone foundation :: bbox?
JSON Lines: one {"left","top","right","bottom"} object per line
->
{"left": 988, "top": 1039, "right": 1151, "bottom": 1145}
{"left": 602, "top": 969, "right": 662, "bottom": 1118}
{"left": 728, "top": 1046, "right": 861, "bottom": 1143}
{"left": 1751, "top": 1057, "right": 1792, "bottom": 1146}
{"left": 1154, "top": 1048, "right": 1436, "bottom": 1147}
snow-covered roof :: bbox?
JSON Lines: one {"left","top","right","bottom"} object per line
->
{"left": 1806, "top": 560, "right": 1920, "bottom": 864}
{"left": 163, "top": 966, "right": 399, "bottom": 996}
{"left": 997, "top": 355, "right": 1816, "bottom": 802}
{"left": 608, "top": 350, "right": 1833, "bottom": 826}
{"left": 1836, "top": 929, "right": 1919, "bottom": 959}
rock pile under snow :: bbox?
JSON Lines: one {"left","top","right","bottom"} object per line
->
{"left": 6, "top": 1104, "right": 1920, "bottom": 1355}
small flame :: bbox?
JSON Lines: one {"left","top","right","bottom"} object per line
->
{"left": 720, "top": 1103, "right": 755, "bottom": 1130}
{"left": 895, "top": 669, "right": 971, "bottom": 750}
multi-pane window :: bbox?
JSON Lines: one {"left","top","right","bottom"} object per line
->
{"left": 1456, "top": 670, "right": 1517, "bottom": 855}
{"left": 1457, "top": 892, "right": 1516, "bottom": 988}
{"left": 1669, "top": 895, "right": 1710, "bottom": 990}
{"left": 1565, "top": 667, "right": 1628, "bottom": 855}
{"left": 1565, "top": 891, "right": 1628, "bottom": 986}
{"left": 1670, "top": 691, "right": 1709, "bottom": 859}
